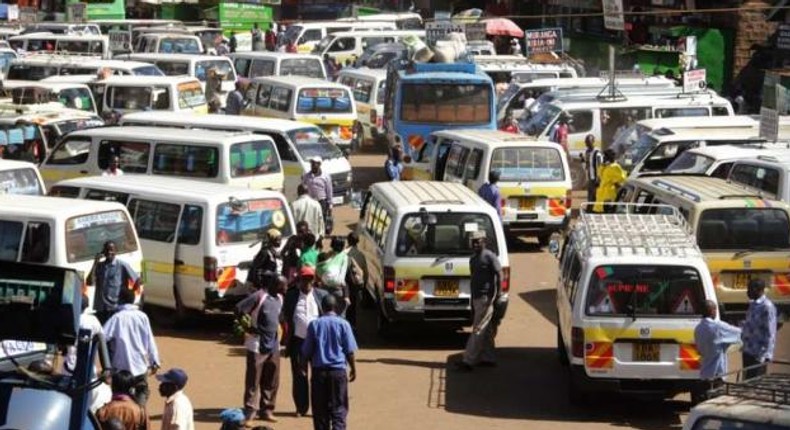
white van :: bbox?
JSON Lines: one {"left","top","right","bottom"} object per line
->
{"left": 6, "top": 56, "right": 163, "bottom": 81}
{"left": 230, "top": 52, "right": 327, "bottom": 81}
{"left": 663, "top": 144, "right": 790, "bottom": 179}
{"left": 337, "top": 67, "right": 387, "bottom": 150}
{"left": 48, "top": 176, "right": 295, "bottom": 314}
{"left": 1, "top": 81, "right": 97, "bottom": 114}
{"left": 283, "top": 21, "right": 397, "bottom": 54}
{"left": 9, "top": 33, "right": 110, "bottom": 59}
{"left": 134, "top": 33, "right": 203, "bottom": 55}
{"left": 39, "top": 126, "right": 283, "bottom": 192}
{"left": 92, "top": 19, "right": 184, "bottom": 54}
{"left": 472, "top": 55, "right": 579, "bottom": 85}
{"left": 337, "top": 12, "right": 423, "bottom": 29}
{"left": 357, "top": 181, "right": 510, "bottom": 334}
{"left": 312, "top": 30, "right": 425, "bottom": 64}
{"left": 117, "top": 53, "right": 236, "bottom": 102}
{"left": 555, "top": 206, "right": 717, "bottom": 402}
{"left": 727, "top": 152, "right": 790, "bottom": 203}
{"left": 96, "top": 76, "right": 207, "bottom": 115}
{"left": 0, "top": 194, "right": 143, "bottom": 309}
{"left": 0, "top": 160, "right": 45, "bottom": 195}
{"left": 243, "top": 76, "right": 357, "bottom": 152}
{"left": 119, "top": 112, "right": 353, "bottom": 203}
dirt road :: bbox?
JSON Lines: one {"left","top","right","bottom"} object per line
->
{"left": 143, "top": 154, "right": 790, "bottom": 430}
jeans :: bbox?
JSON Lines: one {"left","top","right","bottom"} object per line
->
{"left": 742, "top": 352, "right": 767, "bottom": 380}
{"left": 289, "top": 337, "right": 310, "bottom": 415}
{"left": 319, "top": 199, "right": 333, "bottom": 235}
{"left": 311, "top": 368, "right": 348, "bottom": 430}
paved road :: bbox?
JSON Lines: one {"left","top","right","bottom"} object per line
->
{"left": 143, "top": 154, "right": 790, "bottom": 430}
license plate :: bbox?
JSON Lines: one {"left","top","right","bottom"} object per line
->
{"left": 733, "top": 272, "right": 752, "bottom": 289}
{"left": 332, "top": 195, "right": 344, "bottom": 205}
{"left": 632, "top": 343, "right": 660, "bottom": 362}
{"left": 519, "top": 197, "right": 535, "bottom": 210}
{"left": 434, "top": 280, "right": 459, "bottom": 297}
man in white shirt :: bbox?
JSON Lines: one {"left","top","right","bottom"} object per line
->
{"left": 102, "top": 156, "right": 124, "bottom": 177}
{"left": 291, "top": 184, "right": 325, "bottom": 239}
{"left": 64, "top": 294, "right": 111, "bottom": 412}
{"left": 157, "top": 368, "right": 195, "bottom": 430}
{"left": 282, "top": 267, "right": 328, "bottom": 416}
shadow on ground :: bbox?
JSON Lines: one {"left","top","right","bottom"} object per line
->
{"left": 519, "top": 289, "right": 558, "bottom": 327}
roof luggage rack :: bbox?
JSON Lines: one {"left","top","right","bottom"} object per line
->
{"left": 709, "top": 361, "right": 790, "bottom": 405}
{"left": 575, "top": 203, "right": 700, "bottom": 258}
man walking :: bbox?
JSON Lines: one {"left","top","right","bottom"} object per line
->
{"left": 477, "top": 170, "right": 501, "bottom": 217}
{"left": 292, "top": 184, "right": 325, "bottom": 238}
{"left": 87, "top": 240, "right": 141, "bottom": 323}
{"left": 157, "top": 368, "right": 194, "bottom": 430}
{"left": 302, "top": 157, "right": 334, "bottom": 236}
{"left": 693, "top": 300, "right": 741, "bottom": 403}
{"left": 384, "top": 145, "right": 404, "bottom": 181}
{"left": 741, "top": 279, "right": 777, "bottom": 379}
{"left": 104, "top": 287, "right": 160, "bottom": 407}
{"left": 580, "top": 134, "right": 602, "bottom": 204}
{"left": 95, "top": 370, "right": 150, "bottom": 430}
{"left": 457, "top": 231, "right": 502, "bottom": 371}
{"left": 301, "top": 295, "right": 358, "bottom": 430}
{"left": 283, "top": 267, "right": 328, "bottom": 416}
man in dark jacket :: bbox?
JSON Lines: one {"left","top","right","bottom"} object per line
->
{"left": 282, "top": 266, "right": 328, "bottom": 417}
{"left": 247, "top": 229, "right": 283, "bottom": 286}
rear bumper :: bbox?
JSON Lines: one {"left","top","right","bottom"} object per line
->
{"left": 570, "top": 364, "right": 705, "bottom": 396}
{"left": 504, "top": 216, "right": 569, "bottom": 235}
{"left": 382, "top": 297, "right": 472, "bottom": 324}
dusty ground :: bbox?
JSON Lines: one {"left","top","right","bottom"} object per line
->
{"left": 142, "top": 154, "right": 790, "bottom": 430}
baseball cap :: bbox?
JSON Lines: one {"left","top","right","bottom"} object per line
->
{"left": 266, "top": 228, "right": 282, "bottom": 240}
{"left": 310, "top": 156, "right": 322, "bottom": 164}
{"left": 300, "top": 266, "right": 316, "bottom": 278}
{"left": 156, "top": 368, "right": 188, "bottom": 389}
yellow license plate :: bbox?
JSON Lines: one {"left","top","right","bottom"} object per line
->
{"left": 519, "top": 197, "right": 535, "bottom": 210}
{"left": 733, "top": 272, "right": 752, "bottom": 289}
{"left": 434, "top": 280, "right": 459, "bottom": 297}
{"left": 632, "top": 343, "right": 660, "bottom": 362}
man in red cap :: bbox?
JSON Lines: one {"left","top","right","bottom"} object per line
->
{"left": 282, "top": 266, "right": 328, "bottom": 417}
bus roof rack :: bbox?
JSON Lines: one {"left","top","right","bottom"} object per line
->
{"left": 710, "top": 361, "right": 790, "bottom": 405}
{"left": 575, "top": 203, "right": 700, "bottom": 258}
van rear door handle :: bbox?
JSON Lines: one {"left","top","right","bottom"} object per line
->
{"left": 174, "top": 259, "right": 185, "bottom": 266}
{"left": 79, "top": 170, "right": 89, "bottom": 174}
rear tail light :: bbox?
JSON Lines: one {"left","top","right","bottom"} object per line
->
{"left": 203, "top": 256, "right": 218, "bottom": 282}
{"left": 571, "top": 327, "right": 584, "bottom": 358}
{"left": 383, "top": 266, "right": 395, "bottom": 293}
{"left": 370, "top": 109, "right": 377, "bottom": 124}
{"left": 500, "top": 267, "right": 510, "bottom": 293}
{"left": 565, "top": 190, "right": 572, "bottom": 210}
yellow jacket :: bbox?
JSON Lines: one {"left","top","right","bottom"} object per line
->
{"left": 593, "top": 162, "right": 626, "bottom": 212}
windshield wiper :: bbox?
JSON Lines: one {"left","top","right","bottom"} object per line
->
{"left": 732, "top": 246, "right": 780, "bottom": 259}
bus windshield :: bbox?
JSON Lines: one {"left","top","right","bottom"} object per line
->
{"left": 399, "top": 83, "right": 492, "bottom": 124}
{"left": 523, "top": 104, "right": 560, "bottom": 136}
{"left": 697, "top": 208, "right": 790, "bottom": 250}
{"left": 296, "top": 88, "right": 352, "bottom": 114}
{"left": 287, "top": 128, "right": 344, "bottom": 160}
{"left": 491, "top": 147, "right": 565, "bottom": 182}
{"left": 66, "top": 210, "right": 138, "bottom": 263}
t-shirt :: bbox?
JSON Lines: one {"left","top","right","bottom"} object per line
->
{"left": 469, "top": 248, "right": 501, "bottom": 298}
{"left": 256, "top": 294, "right": 283, "bottom": 354}
{"left": 300, "top": 246, "right": 319, "bottom": 268}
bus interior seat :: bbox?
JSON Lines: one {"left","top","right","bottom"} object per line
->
{"left": 698, "top": 220, "right": 728, "bottom": 249}
{"left": 417, "top": 105, "right": 436, "bottom": 122}
{"left": 433, "top": 225, "right": 459, "bottom": 250}
{"left": 437, "top": 105, "right": 455, "bottom": 122}
{"left": 457, "top": 105, "right": 474, "bottom": 122}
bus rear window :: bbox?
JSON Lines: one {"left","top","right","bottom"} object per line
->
{"left": 400, "top": 83, "right": 491, "bottom": 124}
{"left": 697, "top": 208, "right": 790, "bottom": 250}
{"left": 7, "top": 65, "right": 58, "bottom": 81}
{"left": 230, "top": 140, "right": 280, "bottom": 177}
{"left": 296, "top": 88, "right": 352, "bottom": 114}
{"left": 585, "top": 265, "right": 706, "bottom": 317}
{"left": 491, "top": 147, "right": 565, "bottom": 182}
{"left": 153, "top": 144, "right": 218, "bottom": 178}
{"left": 280, "top": 59, "right": 324, "bottom": 79}
{"left": 66, "top": 210, "right": 138, "bottom": 263}
{"left": 177, "top": 82, "right": 206, "bottom": 109}
{"left": 216, "top": 198, "right": 292, "bottom": 245}
{"left": 396, "top": 212, "right": 498, "bottom": 257}
{"left": 0, "top": 168, "right": 42, "bottom": 196}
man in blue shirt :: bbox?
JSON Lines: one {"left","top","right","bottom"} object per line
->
{"left": 741, "top": 279, "right": 777, "bottom": 379}
{"left": 693, "top": 299, "right": 741, "bottom": 403}
{"left": 301, "top": 295, "right": 358, "bottom": 430}
{"left": 88, "top": 240, "right": 140, "bottom": 323}
{"left": 478, "top": 170, "right": 501, "bottom": 217}
{"left": 384, "top": 144, "right": 404, "bottom": 181}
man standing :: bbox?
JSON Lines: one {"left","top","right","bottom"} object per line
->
{"left": 253, "top": 275, "right": 285, "bottom": 423}
{"left": 384, "top": 145, "right": 404, "bottom": 181}
{"left": 580, "top": 134, "right": 602, "bottom": 204}
{"left": 103, "top": 156, "right": 124, "bottom": 177}
{"left": 477, "top": 170, "right": 501, "bottom": 217}
{"left": 551, "top": 114, "right": 570, "bottom": 153}
{"left": 229, "top": 31, "right": 238, "bottom": 53}
{"left": 292, "top": 184, "right": 325, "bottom": 237}
{"left": 344, "top": 232, "right": 367, "bottom": 330}
{"left": 87, "top": 241, "right": 140, "bottom": 323}
{"left": 95, "top": 370, "right": 150, "bottom": 430}
{"left": 225, "top": 81, "right": 245, "bottom": 115}
{"left": 457, "top": 231, "right": 502, "bottom": 371}
{"left": 693, "top": 300, "right": 742, "bottom": 403}
{"left": 283, "top": 267, "right": 328, "bottom": 416}
{"left": 247, "top": 229, "right": 283, "bottom": 286}
{"left": 157, "top": 368, "right": 195, "bottom": 430}
{"left": 302, "top": 157, "right": 334, "bottom": 236}
{"left": 104, "top": 287, "right": 160, "bottom": 407}
{"left": 741, "top": 279, "right": 777, "bottom": 379}
{"left": 301, "top": 295, "right": 358, "bottom": 430}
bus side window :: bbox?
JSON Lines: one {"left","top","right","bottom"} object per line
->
{"left": 177, "top": 205, "right": 203, "bottom": 246}
{"left": 21, "top": 222, "right": 50, "bottom": 264}
{"left": 0, "top": 220, "right": 23, "bottom": 261}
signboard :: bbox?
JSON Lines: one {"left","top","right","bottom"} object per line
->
{"left": 602, "top": 0, "right": 625, "bottom": 31}
{"left": 426, "top": 22, "right": 485, "bottom": 45}
{"left": 108, "top": 29, "right": 132, "bottom": 53}
{"left": 682, "top": 69, "right": 706, "bottom": 93}
{"left": 525, "top": 28, "right": 564, "bottom": 55}
{"left": 68, "top": 3, "right": 86, "bottom": 22}
{"left": 777, "top": 24, "right": 790, "bottom": 51}
{"left": 218, "top": 2, "right": 274, "bottom": 32}
{"left": 760, "top": 107, "right": 779, "bottom": 141}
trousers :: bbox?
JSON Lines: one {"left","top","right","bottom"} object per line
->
{"left": 319, "top": 199, "right": 333, "bottom": 235}
{"left": 132, "top": 373, "right": 149, "bottom": 407}
{"left": 462, "top": 295, "right": 497, "bottom": 366}
{"left": 289, "top": 337, "right": 310, "bottom": 415}
{"left": 244, "top": 349, "right": 280, "bottom": 418}
{"left": 742, "top": 352, "right": 767, "bottom": 380}
{"left": 311, "top": 368, "right": 348, "bottom": 430}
